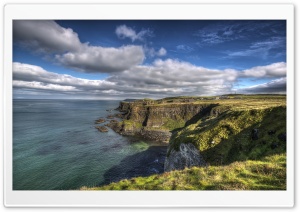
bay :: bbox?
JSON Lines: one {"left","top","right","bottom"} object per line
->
{"left": 13, "top": 99, "right": 167, "bottom": 190}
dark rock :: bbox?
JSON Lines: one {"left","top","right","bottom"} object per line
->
{"left": 107, "top": 115, "right": 115, "bottom": 119}
{"left": 251, "top": 128, "right": 259, "bottom": 140}
{"left": 106, "top": 121, "right": 121, "bottom": 133}
{"left": 277, "top": 133, "right": 286, "bottom": 142}
{"left": 95, "top": 126, "right": 109, "bottom": 132}
{"left": 109, "top": 119, "right": 118, "bottom": 124}
{"left": 94, "top": 118, "right": 105, "bottom": 124}
{"left": 115, "top": 113, "right": 124, "bottom": 118}
{"left": 271, "top": 142, "right": 279, "bottom": 149}
{"left": 268, "top": 130, "right": 276, "bottom": 135}
{"left": 164, "top": 143, "right": 206, "bottom": 172}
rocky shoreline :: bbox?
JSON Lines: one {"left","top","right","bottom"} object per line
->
{"left": 94, "top": 96, "right": 286, "bottom": 174}
{"left": 105, "top": 116, "right": 172, "bottom": 143}
{"left": 100, "top": 100, "right": 210, "bottom": 171}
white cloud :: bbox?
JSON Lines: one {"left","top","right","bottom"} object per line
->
{"left": 236, "top": 77, "right": 286, "bottom": 94}
{"left": 115, "top": 25, "right": 153, "bottom": 42}
{"left": 14, "top": 21, "right": 146, "bottom": 73}
{"left": 176, "top": 45, "right": 194, "bottom": 53}
{"left": 13, "top": 81, "right": 79, "bottom": 92}
{"left": 240, "top": 62, "right": 286, "bottom": 78}
{"left": 195, "top": 21, "right": 285, "bottom": 46}
{"left": 13, "top": 20, "right": 82, "bottom": 53}
{"left": 55, "top": 45, "right": 145, "bottom": 73}
{"left": 108, "top": 59, "right": 238, "bottom": 96}
{"left": 13, "top": 62, "right": 115, "bottom": 91}
{"left": 224, "top": 37, "right": 286, "bottom": 59}
{"left": 157, "top": 48, "right": 167, "bottom": 56}
{"left": 146, "top": 47, "right": 167, "bottom": 57}
{"left": 13, "top": 61, "right": 287, "bottom": 99}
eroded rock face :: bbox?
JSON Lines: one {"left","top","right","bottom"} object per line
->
{"left": 140, "top": 129, "right": 172, "bottom": 143}
{"left": 118, "top": 102, "right": 218, "bottom": 129}
{"left": 164, "top": 143, "right": 206, "bottom": 172}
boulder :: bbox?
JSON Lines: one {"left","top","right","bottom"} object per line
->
{"left": 95, "top": 126, "right": 109, "bottom": 132}
{"left": 164, "top": 143, "right": 206, "bottom": 172}
{"left": 94, "top": 118, "right": 105, "bottom": 124}
{"left": 109, "top": 119, "right": 119, "bottom": 124}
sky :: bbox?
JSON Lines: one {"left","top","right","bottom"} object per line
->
{"left": 13, "top": 20, "right": 286, "bottom": 99}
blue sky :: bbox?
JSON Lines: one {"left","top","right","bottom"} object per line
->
{"left": 13, "top": 20, "right": 286, "bottom": 99}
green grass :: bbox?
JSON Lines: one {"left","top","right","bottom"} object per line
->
{"left": 122, "top": 119, "right": 143, "bottom": 129}
{"left": 96, "top": 95, "right": 287, "bottom": 190}
{"left": 161, "top": 118, "right": 186, "bottom": 131}
{"left": 81, "top": 153, "right": 286, "bottom": 190}
{"left": 167, "top": 105, "right": 286, "bottom": 165}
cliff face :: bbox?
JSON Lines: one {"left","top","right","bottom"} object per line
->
{"left": 118, "top": 101, "right": 217, "bottom": 129}
{"left": 111, "top": 101, "right": 217, "bottom": 169}
{"left": 111, "top": 96, "right": 286, "bottom": 173}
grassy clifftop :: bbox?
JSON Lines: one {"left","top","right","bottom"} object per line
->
{"left": 91, "top": 95, "right": 287, "bottom": 190}
{"left": 82, "top": 153, "right": 286, "bottom": 190}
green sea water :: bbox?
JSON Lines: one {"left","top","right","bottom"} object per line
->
{"left": 13, "top": 99, "right": 167, "bottom": 190}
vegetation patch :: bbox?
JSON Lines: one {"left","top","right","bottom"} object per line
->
{"left": 82, "top": 153, "right": 286, "bottom": 190}
{"left": 168, "top": 105, "right": 286, "bottom": 165}
{"left": 161, "top": 118, "right": 186, "bottom": 131}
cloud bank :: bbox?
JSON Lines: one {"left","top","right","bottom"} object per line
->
{"left": 13, "top": 61, "right": 286, "bottom": 99}
{"left": 55, "top": 45, "right": 144, "bottom": 73}
{"left": 13, "top": 20, "right": 287, "bottom": 99}
{"left": 237, "top": 77, "right": 286, "bottom": 94}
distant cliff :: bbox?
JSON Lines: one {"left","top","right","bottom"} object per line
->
{"left": 109, "top": 100, "right": 220, "bottom": 142}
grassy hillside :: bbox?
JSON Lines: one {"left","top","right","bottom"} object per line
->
{"left": 82, "top": 153, "right": 286, "bottom": 190}
{"left": 86, "top": 95, "right": 286, "bottom": 190}
{"left": 169, "top": 105, "right": 286, "bottom": 165}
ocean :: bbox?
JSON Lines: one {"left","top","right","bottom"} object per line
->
{"left": 13, "top": 99, "right": 167, "bottom": 190}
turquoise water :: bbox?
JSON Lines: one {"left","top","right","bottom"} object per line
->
{"left": 13, "top": 100, "right": 167, "bottom": 190}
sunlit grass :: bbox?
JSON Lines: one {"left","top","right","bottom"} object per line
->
{"left": 87, "top": 95, "right": 287, "bottom": 191}
{"left": 82, "top": 153, "right": 286, "bottom": 190}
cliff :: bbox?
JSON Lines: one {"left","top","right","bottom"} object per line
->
{"left": 110, "top": 100, "right": 218, "bottom": 142}
{"left": 108, "top": 95, "right": 286, "bottom": 173}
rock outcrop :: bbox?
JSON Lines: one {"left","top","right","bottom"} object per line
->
{"left": 95, "top": 118, "right": 106, "bottom": 124}
{"left": 110, "top": 101, "right": 220, "bottom": 142}
{"left": 116, "top": 101, "right": 219, "bottom": 129}
{"left": 164, "top": 143, "right": 206, "bottom": 172}
{"left": 140, "top": 129, "right": 172, "bottom": 143}
{"left": 95, "top": 126, "right": 109, "bottom": 132}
